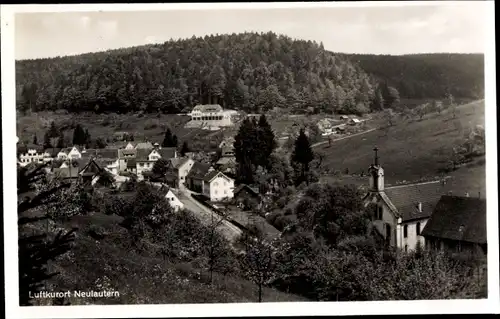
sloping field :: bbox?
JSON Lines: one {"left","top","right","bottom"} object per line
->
{"left": 316, "top": 100, "right": 486, "bottom": 191}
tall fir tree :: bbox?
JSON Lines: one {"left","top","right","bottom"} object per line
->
{"left": 162, "top": 129, "right": 174, "bottom": 147}
{"left": 33, "top": 134, "right": 38, "bottom": 145}
{"left": 43, "top": 132, "right": 52, "bottom": 150}
{"left": 256, "top": 114, "right": 277, "bottom": 169}
{"left": 48, "top": 121, "right": 59, "bottom": 138}
{"left": 18, "top": 164, "right": 75, "bottom": 306}
{"left": 72, "top": 124, "right": 85, "bottom": 146}
{"left": 172, "top": 135, "right": 178, "bottom": 148}
{"left": 180, "top": 141, "right": 190, "bottom": 156}
{"left": 291, "top": 128, "right": 314, "bottom": 185}
{"left": 84, "top": 129, "right": 91, "bottom": 148}
{"left": 234, "top": 117, "right": 258, "bottom": 184}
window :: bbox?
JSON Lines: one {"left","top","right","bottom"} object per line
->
{"left": 416, "top": 222, "right": 421, "bottom": 236}
{"left": 214, "top": 182, "right": 218, "bottom": 186}
{"left": 403, "top": 225, "right": 408, "bottom": 238}
{"left": 224, "top": 190, "right": 227, "bottom": 195}
{"left": 404, "top": 245, "right": 408, "bottom": 252}
{"left": 377, "top": 206, "right": 383, "bottom": 220}
{"left": 214, "top": 190, "right": 218, "bottom": 195}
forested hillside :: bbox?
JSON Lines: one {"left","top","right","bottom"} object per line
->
{"left": 342, "top": 53, "right": 484, "bottom": 100}
{"left": 16, "top": 32, "right": 378, "bottom": 115}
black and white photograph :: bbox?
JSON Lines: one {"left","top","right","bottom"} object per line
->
{"left": 2, "top": 1, "right": 498, "bottom": 318}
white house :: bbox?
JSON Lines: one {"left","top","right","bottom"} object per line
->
{"left": 187, "top": 104, "right": 235, "bottom": 129}
{"left": 18, "top": 146, "right": 45, "bottom": 166}
{"left": 57, "top": 146, "right": 82, "bottom": 160}
{"left": 135, "top": 148, "right": 178, "bottom": 176}
{"left": 165, "top": 157, "right": 195, "bottom": 188}
{"left": 363, "top": 148, "right": 448, "bottom": 252}
{"left": 165, "top": 189, "right": 184, "bottom": 212}
{"left": 202, "top": 170, "right": 235, "bottom": 202}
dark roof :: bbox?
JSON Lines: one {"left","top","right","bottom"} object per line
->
{"left": 80, "top": 159, "right": 103, "bottom": 177}
{"left": 203, "top": 170, "right": 220, "bottom": 183}
{"left": 118, "top": 149, "right": 137, "bottom": 158}
{"left": 186, "top": 162, "right": 211, "bottom": 180}
{"left": 384, "top": 180, "right": 448, "bottom": 222}
{"left": 52, "top": 166, "right": 80, "bottom": 179}
{"left": 96, "top": 148, "right": 119, "bottom": 159}
{"left": 135, "top": 149, "right": 152, "bottom": 161}
{"left": 126, "top": 159, "right": 137, "bottom": 168}
{"left": 234, "top": 184, "right": 260, "bottom": 197}
{"left": 421, "top": 195, "right": 486, "bottom": 244}
{"left": 169, "top": 157, "right": 190, "bottom": 169}
{"left": 157, "top": 147, "right": 177, "bottom": 159}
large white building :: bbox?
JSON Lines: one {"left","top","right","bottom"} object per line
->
{"left": 186, "top": 104, "right": 236, "bottom": 129}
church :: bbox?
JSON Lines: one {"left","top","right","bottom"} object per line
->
{"left": 363, "top": 148, "right": 449, "bottom": 252}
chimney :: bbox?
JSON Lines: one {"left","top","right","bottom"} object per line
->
{"left": 478, "top": 191, "right": 481, "bottom": 199}
{"left": 418, "top": 202, "right": 422, "bottom": 212}
{"left": 448, "top": 191, "right": 453, "bottom": 196}
{"left": 373, "top": 147, "right": 379, "bottom": 166}
{"left": 465, "top": 192, "right": 470, "bottom": 197}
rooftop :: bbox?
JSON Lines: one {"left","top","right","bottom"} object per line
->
{"left": 421, "top": 195, "right": 486, "bottom": 244}
{"left": 384, "top": 180, "right": 449, "bottom": 222}
{"left": 192, "top": 104, "right": 223, "bottom": 113}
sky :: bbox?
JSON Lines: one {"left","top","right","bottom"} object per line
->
{"left": 14, "top": 2, "right": 488, "bottom": 60}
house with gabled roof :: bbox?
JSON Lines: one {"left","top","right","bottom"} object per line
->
{"left": 164, "top": 157, "right": 195, "bottom": 188}
{"left": 79, "top": 158, "right": 104, "bottom": 184}
{"left": 202, "top": 170, "right": 235, "bottom": 202}
{"left": 186, "top": 162, "right": 212, "bottom": 193}
{"left": 57, "top": 146, "right": 82, "bottom": 161}
{"left": 135, "top": 141, "right": 154, "bottom": 149}
{"left": 363, "top": 147, "right": 449, "bottom": 251}
{"left": 422, "top": 195, "right": 487, "bottom": 255}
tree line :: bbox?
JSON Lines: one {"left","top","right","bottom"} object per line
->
{"left": 341, "top": 53, "right": 484, "bottom": 100}
{"left": 17, "top": 32, "right": 381, "bottom": 115}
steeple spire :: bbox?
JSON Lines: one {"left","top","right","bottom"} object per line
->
{"left": 373, "top": 147, "right": 379, "bottom": 166}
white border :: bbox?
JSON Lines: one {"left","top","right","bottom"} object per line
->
{"left": 2, "top": 2, "right": 498, "bottom": 318}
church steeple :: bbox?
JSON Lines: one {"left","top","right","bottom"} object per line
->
{"left": 368, "top": 146, "right": 384, "bottom": 192}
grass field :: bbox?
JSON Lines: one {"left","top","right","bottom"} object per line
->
{"left": 35, "top": 211, "right": 306, "bottom": 305}
{"left": 316, "top": 100, "right": 486, "bottom": 195}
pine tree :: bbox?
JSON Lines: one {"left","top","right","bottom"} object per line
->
{"left": 48, "top": 121, "right": 59, "bottom": 138}
{"left": 33, "top": 134, "right": 38, "bottom": 145}
{"left": 43, "top": 132, "right": 52, "bottom": 150}
{"left": 56, "top": 135, "right": 65, "bottom": 148}
{"left": 84, "top": 129, "right": 91, "bottom": 148}
{"left": 172, "top": 135, "right": 178, "bottom": 147}
{"left": 162, "top": 129, "right": 174, "bottom": 147}
{"left": 72, "top": 124, "right": 85, "bottom": 146}
{"left": 256, "top": 114, "right": 277, "bottom": 169}
{"left": 180, "top": 141, "right": 190, "bottom": 156}
{"left": 18, "top": 164, "right": 75, "bottom": 306}
{"left": 291, "top": 128, "right": 314, "bottom": 185}
{"left": 234, "top": 117, "right": 258, "bottom": 183}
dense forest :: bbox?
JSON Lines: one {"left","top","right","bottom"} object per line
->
{"left": 342, "top": 53, "right": 484, "bottom": 100}
{"left": 16, "top": 32, "right": 379, "bottom": 115}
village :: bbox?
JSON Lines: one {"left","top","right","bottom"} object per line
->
{"left": 16, "top": 101, "right": 487, "bottom": 256}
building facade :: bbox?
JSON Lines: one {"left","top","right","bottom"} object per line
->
{"left": 188, "top": 104, "right": 234, "bottom": 129}
{"left": 202, "top": 171, "right": 235, "bottom": 202}
{"left": 363, "top": 148, "right": 448, "bottom": 251}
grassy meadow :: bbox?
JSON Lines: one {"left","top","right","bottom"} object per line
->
{"left": 316, "top": 100, "right": 486, "bottom": 194}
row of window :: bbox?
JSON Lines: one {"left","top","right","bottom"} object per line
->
{"left": 192, "top": 116, "right": 224, "bottom": 121}
{"left": 403, "top": 222, "right": 422, "bottom": 238}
